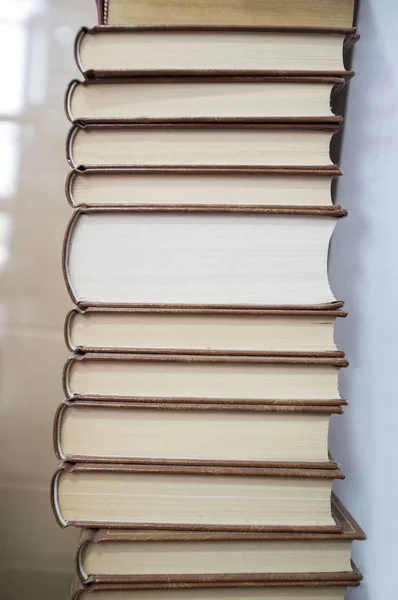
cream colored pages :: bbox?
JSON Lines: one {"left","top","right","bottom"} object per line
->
{"left": 67, "top": 214, "right": 336, "bottom": 305}
{"left": 58, "top": 472, "right": 334, "bottom": 526}
{"left": 67, "top": 361, "right": 340, "bottom": 401}
{"left": 78, "top": 588, "right": 344, "bottom": 600}
{"left": 107, "top": 0, "right": 355, "bottom": 27}
{"left": 70, "top": 128, "right": 334, "bottom": 167}
{"left": 79, "top": 31, "right": 346, "bottom": 72}
{"left": 70, "top": 313, "right": 337, "bottom": 352}
{"left": 82, "top": 539, "right": 351, "bottom": 575}
{"left": 70, "top": 173, "right": 334, "bottom": 207}
{"left": 70, "top": 82, "right": 333, "bottom": 119}
{"left": 60, "top": 408, "right": 330, "bottom": 462}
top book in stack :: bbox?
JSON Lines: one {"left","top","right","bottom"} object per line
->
{"left": 95, "top": 0, "right": 357, "bottom": 28}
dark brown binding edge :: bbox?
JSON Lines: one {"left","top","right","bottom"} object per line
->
{"left": 88, "top": 24, "right": 357, "bottom": 34}
{"left": 65, "top": 165, "right": 343, "bottom": 210}
{"left": 51, "top": 460, "right": 344, "bottom": 530}
{"left": 64, "top": 76, "right": 345, "bottom": 125}
{"left": 71, "top": 204, "right": 347, "bottom": 216}
{"left": 67, "top": 351, "right": 349, "bottom": 365}
{"left": 54, "top": 398, "right": 342, "bottom": 464}
{"left": 65, "top": 395, "right": 347, "bottom": 407}
{"left": 96, "top": 0, "right": 106, "bottom": 25}
{"left": 84, "top": 69, "right": 355, "bottom": 80}
{"left": 64, "top": 306, "right": 346, "bottom": 357}
{"left": 67, "top": 203, "right": 347, "bottom": 216}
{"left": 63, "top": 206, "right": 346, "bottom": 306}
{"left": 80, "top": 301, "right": 344, "bottom": 308}
{"left": 81, "top": 572, "right": 362, "bottom": 587}
{"left": 76, "top": 301, "right": 345, "bottom": 310}
{"left": 75, "top": 493, "right": 364, "bottom": 584}
{"left": 76, "top": 528, "right": 95, "bottom": 582}
{"left": 66, "top": 121, "right": 342, "bottom": 170}
{"left": 56, "top": 458, "right": 344, "bottom": 477}
{"left": 62, "top": 352, "right": 348, "bottom": 404}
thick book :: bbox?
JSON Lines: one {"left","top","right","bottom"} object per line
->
{"left": 76, "top": 495, "right": 364, "bottom": 584}
{"left": 54, "top": 400, "right": 342, "bottom": 466}
{"left": 75, "top": 26, "right": 357, "bottom": 77}
{"left": 63, "top": 208, "right": 345, "bottom": 307}
{"left": 71, "top": 579, "right": 361, "bottom": 600}
{"left": 65, "top": 307, "right": 346, "bottom": 357}
{"left": 51, "top": 462, "right": 344, "bottom": 531}
{"left": 66, "top": 166, "right": 342, "bottom": 209}
{"left": 63, "top": 354, "right": 347, "bottom": 405}
{"left": 95, "top": 0, "right": 356, "bottom": 28}
{"left": 65, "top": 77, "right": 345, "bottom": 124}
{"left": 67, "top": 123, "right": 341, "bottom": 169}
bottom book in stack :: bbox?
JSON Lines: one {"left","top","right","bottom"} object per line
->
{"left": 74, "top": 496, "right": 364, "bottom": 586}
{"left": 53, "top": 462, "right": 364, "bottom": 599}
{"left": 70, "top": 497, "right": 363, "bottom": 597}
{"left": 71, "top": 581, "right": 362, "bottom": 600}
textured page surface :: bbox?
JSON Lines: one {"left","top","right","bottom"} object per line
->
{"left": 106, "top": 0, "right": 355, "bottom": 27}
{"left": 67, "top": 213, "right": 336, "bottom": 305}
{"left": 79, "top": 31, "right": 346, "bottom": 72}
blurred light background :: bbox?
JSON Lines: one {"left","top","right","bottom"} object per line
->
{"left": 0, "top": 1, "right": 96, "bottom": 598}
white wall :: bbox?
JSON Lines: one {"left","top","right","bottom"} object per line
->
{"left": 330, "top": 1, "right": 398, "bottom": 597}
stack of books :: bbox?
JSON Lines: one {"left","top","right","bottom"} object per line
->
{"left": 52, "top": 1, "right": 364, "bottom": 599}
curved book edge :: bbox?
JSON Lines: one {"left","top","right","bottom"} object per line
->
{"left": 65, "top": 121, "right": 342, "bottom": 170}
{"left": 62, "top": 207, "right": 346, "bottom": 308}
{"left": 64, "top": 75, "right": 345, "bottom": 125}
{"left": 75, "top": 493, "right": 364, "bottom": 583}
{"left": 51, "top": 460, "right": 344, "bottom": 530}
{"left": 54, "top": 398, "right": 343, "bottom": 464}
{"left": 65, "top": 165, "right": 343, "bottom": 210}
{"left": 64, "top": 306, "right": 346, "bottom": 357}
{"left": 62, "top": 352, "right": 348, "bottom": 404}
{"left": 73, "top": 26, "right": 357, "bottom": 80}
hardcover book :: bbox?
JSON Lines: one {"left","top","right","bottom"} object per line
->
{"left": 63, "top": 354, "right": 347, "bottom": 405}
{"left": 63, "top": 209, "right": 345, "bottom": 307}
{"left": 65, "top": 77, "right": 345, "bottom": 124}
{"left": 76, "top": 495, "right": 364, "bottom": 584}
{"left": 52, "top": 462, "right": 344, "bottom": 531}
{"left": 55, "top": 400, "right": 342, "bottom": 466}
{"left": 75, "top": 26, "right": 356, "bottom": 77}
{"left": 65, "top": 307, "right": 346, "bottom": 357}
{"left": 66, "top": 167, "right": 342, "bottom": 209}
{"left": 67, "top": 123, "right": 341, "bottom": 169}
{"left": 95, "top": 0, "right": 356, "bottom": 28}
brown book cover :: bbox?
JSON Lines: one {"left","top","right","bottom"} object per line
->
{"left": 65, "top": 165, "right": 344, "bottom": 210}
{"left": 62, "top": 352, "right": 348, "bottom": 405}
{"left": 62, "top": 203, "right": 346, "bottom": 310}
{"left": 75, "top": 494, "right": 364, "bottom": 585}
{"left": 95, "top": 0, "right": 357, "bottom": 28}
{"left": 64, "top": 76, "right": 345, "bottom": 125}
{"left": 51, "top": 461, "right": 344, "bottom": 531}
{"left": 74, "top": 26, "right": 358, "bottom": 79}
{"left": 54, "top": 398, "right": 343, "bottom": 467}
{"left": 71, "top": 576, "right": 361, "bottom": 600}
{"left": 66, "top": 122, "right": 343, "bottom": 170}
{"left": 64, "top": 306, "right": 346, "bottom": 357}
